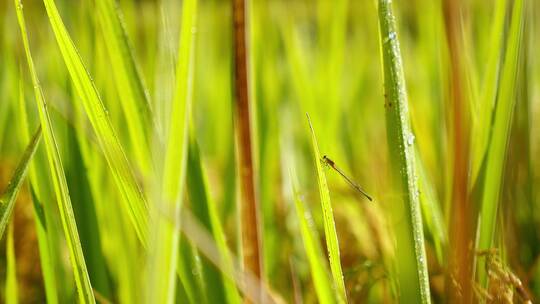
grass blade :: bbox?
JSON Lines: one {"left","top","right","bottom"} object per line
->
{"left": 40, "top": 0, "right": 148, "bottom": 244}
{"left": 5, "top": 223, "right": 18, "bottom": 304}
{"left": 290, "top": 171, "right": 336, "bottom": 304}
{"left": 65, "top": 121, "right": 112, "bottom": 299}
{"left": 176, "top": 238, "right": 206, "bottom": 303}
{"left": 415, "top": 150, "right": 446, "bottom": 264}
{"left": 476, "top": 0, "right": 526, "bottom": 286}
{"left": 178, "top": 210, "right": 277, "bottom": 303}
{"left": 95, "top": 0, "right": 153, "bottom": 173}
{"left": 306, "top": 114, "right": 347, "bottom": 303}
{"left": 470, "top": 0, "right": 507, "bottom": 183}
{"left": 377, "top": 1, "right": 431, "bottom": 302}
{"left": 186, "top": 127, "right": 241, "bottom": 304}
{"left": 17, "top": 73, "right": 60, "bottom": 304}
{"left": 0, "top": 126, "right": 41, "bottom": 239}
{"left": 147, "top": 0, "right": 197, "bottom": 301}
{"left": 0, "top": 100, "right": 9, "bottom": 151}
{"left": 162, "top": 0, "right": 197, "bottom": 207}
{"left": 15, "top": 1, "right": 95, "bottom": 302}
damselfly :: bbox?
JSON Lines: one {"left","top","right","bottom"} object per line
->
{"left": 322, "top": 155, "right": 373, "bottom": 202}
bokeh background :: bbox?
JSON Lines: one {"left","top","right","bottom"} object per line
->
{"left": 0, "top": 0, "right": 539, "bottom": 302}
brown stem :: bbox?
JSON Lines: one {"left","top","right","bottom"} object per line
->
{"left": 232, "top": 0, "right": 263, "bottom": 290}
{"left": 443, "top": 1, "right": 474, "bottom": 303}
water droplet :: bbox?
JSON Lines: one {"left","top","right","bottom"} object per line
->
{"left": 406, "top": 133, "right": 415, "bottom": 146}
{"left": 384, "top": 32, "right": 396, "bottom": 44}
{"left": 411, "top": 192, "right": 416, "bottom": 202}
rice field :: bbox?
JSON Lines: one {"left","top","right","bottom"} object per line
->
{"left": 0, "top": 0, "right": 539, "bottom": 303}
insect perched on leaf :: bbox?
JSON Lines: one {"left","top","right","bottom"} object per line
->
{"left": 321, "top": 155, "right": 373, "bottom": 202}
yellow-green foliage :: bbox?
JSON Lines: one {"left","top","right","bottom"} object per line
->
{"left": 0, "top": 0, "right": 537, "bottom": 303}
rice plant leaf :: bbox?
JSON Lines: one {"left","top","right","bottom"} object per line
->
{"left": 5, "top": 223, "right": 18, "bottom": 304}
{"left": 377, "top": 0, "right": 431, "bottom": 302}
{"left": 146, "top": 0, "right": 197, "bottom": 301}
{"left": 470, "top": 0, "right": 508, "bottom": 184}
{"left": 186, "top": 126, "right": 241, "bottom": 304}
{"left": 0, "top": 98, "right": 9, "bottom": 150}
{"left": 41, "top": 0, "right": 148, "bottom": 244}
{"left": 0, "top": 126, "right": 41, "bottom": 239}
{"left": 290, "top": 173, "right": 336, "bottom": 304}
{"left": 65, "top": 120, "right": 112, "bottom": 299}
{"left": 163, "top": 0, "right": 197, "bottom": 204}
{"left": 415, "top": 150, "right": 446, "bottom": 265}
{"left": 175, "top": 237, "right": 205, "bottom": 303}
{"left": 17, "top": 72, "right": 59, "bottom": 304}
{"left": 476, "top": 0, "right": 525, "bottom": 286}
{"left": 15, "top": 1, "right": 95, "bottom": 302}
{"left": 306, "top": 114, "right": 347, "bottom": 303}
{"left": 95, "top": 0, "right": 153, "bottom": 173}
{"left": 177, "top": 209, "right": 278, "bottom": 303}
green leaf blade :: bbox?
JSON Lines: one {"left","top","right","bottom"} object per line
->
{"left": 291, "top": 173, "right": 336, "bottom": 304}
{"left": 306, "top": 114, "right": 347, "bottom": 303}
{"left": 15, "top": 1, "right": 95, "bottom": 301}
{"left": 95, "top": 0, "right": 153, "bottom": 173}
{"left": 377, "top": 0, "right": 431, "bottom": 302}
{"left": 186, "top": 128, "right": 241, "bottom": 304}
{"left": 41, "top": 0, "right": 148, "bottom": 245}
{"left": 476, "top": 0, "right": 526, "bottom": 286}
{"left": 146, "top": 0, "right": 197, "bottom": 302}
{"left": 0, "top": 126, "right": 41, "bottom": 239}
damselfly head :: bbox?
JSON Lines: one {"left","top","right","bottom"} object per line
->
{"left": 321, "top": 155, "right": 334, "bottom": 166}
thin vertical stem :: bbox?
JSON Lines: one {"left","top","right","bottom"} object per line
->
{"left": 233, "top": 0, "right": 263, "bottom": 288}
{"left": 443, "top": 0, "right": 474, "bottom": 302}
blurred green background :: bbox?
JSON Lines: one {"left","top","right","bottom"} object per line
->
{"left": 0, "top": 0, "right": 539, "bottom": 302}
